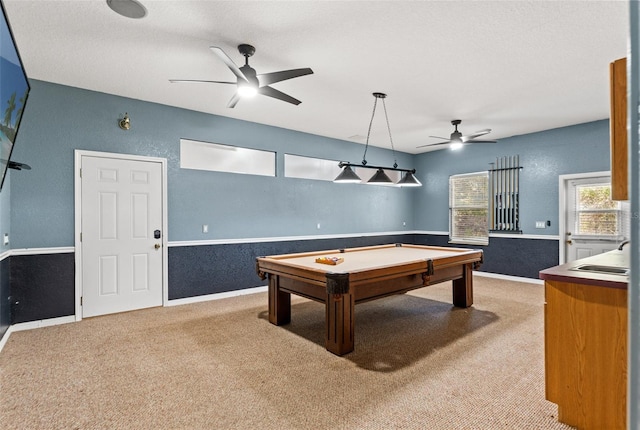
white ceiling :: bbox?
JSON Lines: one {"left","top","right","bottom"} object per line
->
{"left": 3, "top": 0, "right": 629, "bottom": 154}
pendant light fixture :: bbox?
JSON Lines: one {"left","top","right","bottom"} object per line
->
{"left": 334, "top": 92, "right": 421, "bottom": 187}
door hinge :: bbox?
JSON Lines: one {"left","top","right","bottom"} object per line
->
{"left": 79, "top": 168, "right": 82, "bottom": 178}
{"left": 80, "top": 232, "right": 82, "bottom": 242}
{"left": 80, "top": 296, "right": 83, "bottom": 306}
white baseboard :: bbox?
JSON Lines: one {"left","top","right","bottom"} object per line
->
{"left": 10, "top": 315, "right": 77, "bottom": 332}
{"left": 0, "top": 315, "right": 76, "bottom": 354}
{"left": 473, "top": 271, "right": 544, "bottom": 285}
{"left": 166, "top": 285, "right": 268, "bottom": 307}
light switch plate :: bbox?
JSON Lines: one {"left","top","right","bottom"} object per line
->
{"left": 535, "top": 221, "right": 546, "bottom": 229}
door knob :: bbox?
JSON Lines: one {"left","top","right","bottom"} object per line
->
{"left": 566, "top": 240, "right": 572, "bottom": 245}
{"left": 155, "top": 243, "right": 161, "bottom": 249}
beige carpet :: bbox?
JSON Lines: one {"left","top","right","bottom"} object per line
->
{"left": 0, "top": 276, "right": 574, "bottom": 429}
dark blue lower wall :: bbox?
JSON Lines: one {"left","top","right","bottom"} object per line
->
{"left": 5, "top": 234, "right": 559, "bottom": 323}
{"left": 10, "top": 253, "right": 75, "bottom": 324}
{"left": 412, "top": 234, "right": 560, "bottom": 280}
{"left": 479, "top": 236, "right": 559, "bottom": 279}
{"left": 168, "top": 234, "right": 414, "bottom": 300}
{"left": 0, "top": 258, "right": 10, "bottom": 339}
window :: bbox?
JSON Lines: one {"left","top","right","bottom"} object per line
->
{"left": 180, "top": 139, "right": 276, "bottom": 177}
{"left": 449, "top": 172, "right": 489, "bottom": 245}
{"left": 573, "top": 182, "right": 628, "bottom": 239}
{"left": 284, "top": 154, "right": 342, "bottom": 181}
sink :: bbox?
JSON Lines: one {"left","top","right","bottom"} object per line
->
{"left": 572, "top": 264, "right": 629, "bottom": 276}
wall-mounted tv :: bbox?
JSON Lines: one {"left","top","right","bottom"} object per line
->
{"left": 0, "top": 0, "right": 29, "bottom": 190}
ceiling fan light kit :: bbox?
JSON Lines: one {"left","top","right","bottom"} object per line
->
{"left": 169, "top": 44, "right": 313, "bottom": 108}
{"left": 334, "top": 92, "right": 421, "bottom": 187}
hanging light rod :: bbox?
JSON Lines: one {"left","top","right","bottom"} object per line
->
{"left": 334, "top": 92, "right": 421, "bottom": 187}
{"left": 337, "top": 161, "right": 415, "bottom": 175}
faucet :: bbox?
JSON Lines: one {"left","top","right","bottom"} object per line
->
{"left": 618, "top": 240, "right": 630, "bottom": 251}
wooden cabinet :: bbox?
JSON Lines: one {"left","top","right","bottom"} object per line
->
{"left": 610, "top": 57, "right": 628, "bottom": 200}
{"left": 545, "top": 279, "right": 627, "bottom": 429}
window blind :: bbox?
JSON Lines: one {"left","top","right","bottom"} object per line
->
{"left": 449, "top": 172, "right": 489, "bottom": 245}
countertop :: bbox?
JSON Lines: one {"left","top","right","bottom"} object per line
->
{"left": 539, "top": 248, "right": 629, "bottom": 289}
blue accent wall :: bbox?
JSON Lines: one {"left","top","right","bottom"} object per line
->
{"left": 0, "top": 79, "right": 615, "bottom": 325}
{"left": 9, "top": 80, "right": 416, "bottom": 248}
{"left": 412, "top": 120, "right": 611, "bottom": 235}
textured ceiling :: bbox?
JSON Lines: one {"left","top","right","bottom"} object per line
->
{"left": 3, "top": 0, "right": 629, "bottom": 154}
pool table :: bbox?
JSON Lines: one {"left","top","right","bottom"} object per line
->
{"left": 256, "top": 243, "right": 483, "bottom": 355}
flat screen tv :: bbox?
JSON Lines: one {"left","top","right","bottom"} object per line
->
{"left": 0, "top": 0, "right": 29, "bottom": 190}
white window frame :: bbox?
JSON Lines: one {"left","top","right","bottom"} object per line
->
{"left": 449, "top": 171, "right": 489, "bottom": 246}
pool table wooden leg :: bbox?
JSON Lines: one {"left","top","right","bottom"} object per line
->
{"left": 268, "top": 274, "right": 291, "bottom": 325}
{"left": 325, "top": 292, "right": 355, "bottom": 356}
{"left": 452, "top": 263, "right": 473, "bottom": 307}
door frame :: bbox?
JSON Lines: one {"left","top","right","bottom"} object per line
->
{"left": 558, "top": 170, "right": 610, "bottom": 264}
{"left": 74, "top": 150, "right": 169, "bottom": 321}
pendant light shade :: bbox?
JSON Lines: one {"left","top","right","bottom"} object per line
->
{"left": 333, "top": 165, "right": 362, "bottom": 183}
{"left": 367, "top": 168, "right": 393, "bottom": 184}
{"left": 397, "top": 171, "right": 422, "bottom": 187}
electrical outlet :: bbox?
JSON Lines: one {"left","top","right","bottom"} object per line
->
{"left": 317, "top": 223, "right": 321, "bottom": 230}
{"left": 3, "top": 234, "right": 8, "bottom": 245}
{"left": 202, "top": 224, "right": 208, "bottom": 233}
{"left": 535, "top": 221, "right": 546, "bottom": 229}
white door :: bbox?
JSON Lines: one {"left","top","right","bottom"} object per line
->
{"left": 81, "top": 155, "right": 164, "bottom": 317}
{"left": 564, "top": 176, "right": 629, "bottom": 262}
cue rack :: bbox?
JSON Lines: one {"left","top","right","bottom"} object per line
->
{"left": 489, "top": 155, "right": 522, "bottom": 233}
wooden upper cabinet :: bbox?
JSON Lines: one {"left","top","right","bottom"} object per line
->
{"left": 610, "top": 57, "right": 628, "bottom": 200}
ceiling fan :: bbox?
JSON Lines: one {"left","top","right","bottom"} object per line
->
{"left": 169, "top": 44, "right": 313, "bottom": 108}
{"left": 417, "top": 119, "right": 497, "bottom": 150}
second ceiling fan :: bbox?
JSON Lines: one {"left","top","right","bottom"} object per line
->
{"left": 170, "top": 44, "right": 313, "bottom": 108}
{"left": 417, "top": 119, "right": 497, "bottom": 150}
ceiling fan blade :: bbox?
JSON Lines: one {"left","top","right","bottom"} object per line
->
{"left": 428, "top": 135, "right": 450, "bottom": 140}
{"left": 169, "top": 79, "right": 236, "bottom": 85}
{"left": 210, "top": 46, "right": 248, "bottom": 82}
{"left": 416, "top": 141, "right": 451, "bottom": 148}
{"left": 227, "top": 93, "right": 241, "bottom": 109}
{"left": 462, "top": 129, "right": 491, "bottom": 141}
{"left": 258, "top": 68, "right": 314, "bottom": 86}
{"left": 258, "top": 86, "right": 302, "bottom": 105}
{"left": 465, "top": 139, "right": 497, "bottom": 144}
